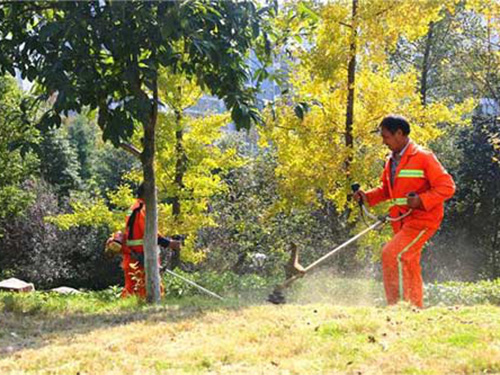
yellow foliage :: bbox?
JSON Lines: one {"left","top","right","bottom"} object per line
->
{"left": 154, "top": 109, "right": 241, "bottom": 261}
{"left": 261, "top": 0, "right": 475, "bottom": 216}
{"left": 309, "top": 0, "right": 451, "bottom": 81}
{"left": 107, "top": 185, "right": 135, "bottom": 210}
{"left": 47, "top": 198, "right": 123, "bottom": 232}
{"left": 49, "top": 66, "right": 241, "bottom": 264}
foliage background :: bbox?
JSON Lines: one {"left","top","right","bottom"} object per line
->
{"left": 0, "top": 0, "right": 499, "bottom": 291}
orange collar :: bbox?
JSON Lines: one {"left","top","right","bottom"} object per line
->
{"left": 406, "top": 140, "right": 419, "bottom": 156}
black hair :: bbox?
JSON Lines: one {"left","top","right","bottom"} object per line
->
{"left": 380, "top": 115, "right": 410, "bottom": 136}
{"left": 136, "top": 183, "right": 145, "bottom": 198}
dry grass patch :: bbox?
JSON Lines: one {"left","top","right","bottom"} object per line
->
{"left": 0, "top": 293, "right": 499, "bottom": 374}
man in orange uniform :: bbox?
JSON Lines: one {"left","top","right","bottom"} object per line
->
{"left": 121, "top": 183, "right": 181, "bottom": 298}
{"left": 354, "top": 115, "right": 455, "bottom": 308}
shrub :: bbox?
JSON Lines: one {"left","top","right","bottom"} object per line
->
{"left": 0, "top": 180, "right": 122, "bottom": 289}
{"left": 162, "top": 270, "right": 275, "bottom": 299}
{"left": 425, "top": 279, "right": 500, "bottom": 306}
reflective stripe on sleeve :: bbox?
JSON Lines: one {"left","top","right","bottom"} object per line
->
{"left": 398, "top": 169, "right": 424, "bottom": 178}
{"left": 392, "top": 198, "right": 408, "bottom": 205}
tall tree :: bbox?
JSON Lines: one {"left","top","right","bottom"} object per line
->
{"left": 37, "top": 126, "right": 82, "bottom": 196}
{"left": 0, "top": 1, "right": 272, "bottom": 302}
{"left": 0, "top": 75, "right": 39, "bottom": 221}
{"left": 344, "top": 0, "right": 358, "bottom": 172}
{"left": 67, "top": 113, "right": 98, "bottom": 183}
{"left": 48, "top": 70, "right": 244, "bottom": 266}
{"left": 390, "top": 2, "right": 498, "bottom": 105}
{"left": 260, "top": 0, "right": 474, "bottom": 215}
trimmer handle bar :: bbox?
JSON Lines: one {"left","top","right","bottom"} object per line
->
{"left": 351, "top": 183, "right": 413, "bottom": 222}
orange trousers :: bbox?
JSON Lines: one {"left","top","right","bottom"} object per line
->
{"left": 121, "top": 257, "right": 164, "bottom": 299}
{"left": 381, "top": 225, "right": 436, "bottom": 308}
{"left": 122, "top": 260, "right": 147, "bottom": 298}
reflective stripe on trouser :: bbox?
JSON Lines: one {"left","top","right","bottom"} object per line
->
{"left": 381, "top": 226, "right": 436, "bottom": 308}
{"left": 126, "top": 239, "right": 143, "bottom": 246}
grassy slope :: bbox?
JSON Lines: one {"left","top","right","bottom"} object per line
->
{"left": 0, "top": 292, "right": 499, "bottom": 375}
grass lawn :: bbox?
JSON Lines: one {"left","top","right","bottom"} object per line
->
{"left": 0, "top": 285, "right": 499, "bottom": 375}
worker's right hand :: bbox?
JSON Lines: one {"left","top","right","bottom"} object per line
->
{"left": 169, "top": 240, "right": 182, "bottom": 251}
{"left": 353, "top": 190, "right": 367, "bottom": 204}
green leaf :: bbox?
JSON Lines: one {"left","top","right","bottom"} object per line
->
{"left": 298, "top": 2, "right": 319, "bottom": 23}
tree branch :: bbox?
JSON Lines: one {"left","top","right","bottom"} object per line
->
{"left": 457, "top": 53, "right": 499, "bottom": 102}
{"left": 119, "top": 142, "right": 141, "bottom": 158}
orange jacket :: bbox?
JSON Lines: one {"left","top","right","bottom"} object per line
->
{"left": 365, "top": 141, "right": 455, "bottom": 231}
{"left": 123, "top": 198, "right": 146, "bottom": 255}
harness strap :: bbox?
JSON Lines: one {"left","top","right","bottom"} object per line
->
{"left": 126, "top": 202, "right": 144, "bottom": 247}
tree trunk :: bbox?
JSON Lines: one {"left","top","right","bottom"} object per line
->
{"left": 420, "top": 22, "right": 434, "bottom": 106}
{"left": 344, "top": 0, "right": 358, "bottom": 173}
{"left": 142, "top": 73, "right": 161, "bottom": 304}
{"left": 172, "top": 109, "right": 187, "bottom": 218}
{"left": 491, "top": 196, "right": 499, "bottom": 276}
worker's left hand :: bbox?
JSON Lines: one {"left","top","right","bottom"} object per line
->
{"left": 406, "top": 193, "right": 422, "bottom": 209}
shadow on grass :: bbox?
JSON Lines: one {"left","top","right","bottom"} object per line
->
{"left": 0, "top": 289, "right": 272, "bottom": 359}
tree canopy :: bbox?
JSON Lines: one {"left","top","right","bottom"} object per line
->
{"left": 0, "top": 0, "right": 274, "bottom": 302}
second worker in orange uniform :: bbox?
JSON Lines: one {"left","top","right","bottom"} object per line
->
{"left": 121, "top": 183, "right": 182, "bottom": 298}
{"left": 354, "top": 115, "right": 455, "bottom": 308}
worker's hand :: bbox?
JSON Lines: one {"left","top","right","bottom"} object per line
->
{"left": 169, "top": 240, "right": 182, "bottom": 251}
{"left": 353, "top": 190, "right": 367, "bottom": 205}
{"left": 406, "top": 192, "right": 422, "bottom": 209}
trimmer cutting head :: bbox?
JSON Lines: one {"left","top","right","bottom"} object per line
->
{"left": 267, "top": 288, "right": 286, "bottom": 304}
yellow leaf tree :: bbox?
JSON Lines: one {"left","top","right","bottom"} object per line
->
{"left": 260, "top": 0, "right": 474, "bottom": 216}
{"left": 50, "top": 68, "right": 242, "bottom": 264}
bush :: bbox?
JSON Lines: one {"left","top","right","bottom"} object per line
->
{"left": 0, "top": 289, "right": 140, "bottom": 315}
{"left": 0, "top": 180, "right": 122, "bottom": 290}
{"left": 425, "top": 279, "right": 500, "bottom": 306}
{"left": 197, "top": 140, "right": 361, "bottom": 278}
{"left": 162, "top": 270, "right": 275, "bottom": 299}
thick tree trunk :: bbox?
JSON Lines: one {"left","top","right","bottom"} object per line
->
{"left": 142, "top": 74, "right": 161, "bottom": 304}
{"left": 344, "top": 0, "right": 357, "bottom": 173}
{"left": 420, "top": 22, "right": 434, "bottom": 106}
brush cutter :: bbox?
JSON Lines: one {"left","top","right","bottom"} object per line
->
{"left": 159, "top": 236, "right": 224, "bottom": 301}
{"left": 164, "top": 268, "right": 224, "bottom": 301}
{"left": 267, "top": 184, "right": 414, "bottom": 304}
